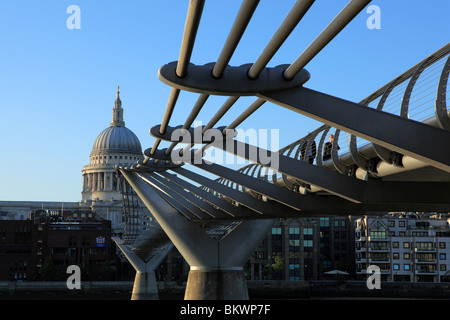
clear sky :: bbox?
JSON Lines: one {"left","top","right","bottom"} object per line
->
{"left": 0, "top": 0, "right": 448, "bottom": 202}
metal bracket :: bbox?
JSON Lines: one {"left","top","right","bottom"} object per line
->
{"left": 149, "top": 124, "right": 237, "bottom": 144}
{"left": 158, "top": 61, "right": 310, "bottom": 96}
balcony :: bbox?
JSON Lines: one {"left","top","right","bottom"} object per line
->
{"left": 369, "top": 246, "right": 390, "bottom": 252}
{"left": 369, "top": 258, "right": 390, "bottom": 263}
{"left": 368, "top": 236, "right": 389, "bottom": 242}
{"left": 415, "top": 268, "right": 437, "bottom": 275}
{"left": 415, "top": 247, "right": 436, "bottom": 253}
{"left": 356, "top": 269, "right": 390, "bottom": 274}
{"left": 415, "top": 259, "right": 436, "bottom": 264}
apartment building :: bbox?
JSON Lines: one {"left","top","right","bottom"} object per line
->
{"left": 246, "top": 216, "right": 357, "bottom": 281}
{"left": 355, "top": 213, "right": 450, "bottom": 282}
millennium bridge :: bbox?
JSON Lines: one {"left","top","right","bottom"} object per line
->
{"left": 112, "top": 0, "right": 450, "bottom": 300}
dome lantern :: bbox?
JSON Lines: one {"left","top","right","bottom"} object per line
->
{"left": 111, "top": 85, "right": 125, "bottom": 127}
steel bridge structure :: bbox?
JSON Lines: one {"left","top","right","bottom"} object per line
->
{"left": 112, "top": 0, "right": 450, "bottom": 300}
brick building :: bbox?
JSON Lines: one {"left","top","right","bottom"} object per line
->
{"left": 0, "top": 209, "right": 114, "bottom": 282}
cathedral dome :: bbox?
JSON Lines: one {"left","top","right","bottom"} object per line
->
{"left": 91, "top": 86, "right": 142, "bottom": 156}
{"left": 92, "top": 126, "right": 142, "bottom": 155}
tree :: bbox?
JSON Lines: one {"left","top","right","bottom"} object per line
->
{"left": 272, "top": 256, "right": 285, "bottom": 272}
{"left": 271, "top": 256, "right": 285, "bottom": 280}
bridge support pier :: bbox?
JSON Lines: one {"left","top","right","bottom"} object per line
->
{"left": 114, "top": 238, "right": 172, "bottom": 300}
{"left": 120, "top": 170, "right": 275, "bottom": 300}
{"left": 183, "top": 216, "right": 274, "bottom": 300}
{"left": 185, "top": 269, "right": 248, "bottom": 300}
{"left": 131, "top": 270, "right": 159, "bottom": 300}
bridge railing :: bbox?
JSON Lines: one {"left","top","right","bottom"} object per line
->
{"left": 320, "top": 45, "right": 449, "bottom": 177}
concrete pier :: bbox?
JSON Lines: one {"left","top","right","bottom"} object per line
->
{"left": 131, "top": 271, "right": 159, "bottom": 300}
{"left": 120, "top": 170, "right": 275, "bottom": 300}
{"left": 114, "top": 237, "right": 173, "bottom": 300}
{"left": 184, "top": 269, "right": 248, "bottom": 300}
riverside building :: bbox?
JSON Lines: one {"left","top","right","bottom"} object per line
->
{"left": 0, "top": 209, "right": 112, "bottom": 281}
{"left": 247, "top": 216, "right": 357, "bottom": 281}
{"left": 355, "top": 213, "right": 450, "bottom": 282}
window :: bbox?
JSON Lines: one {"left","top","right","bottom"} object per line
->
{"left": 370, "top": 221, "right": 387, "bottom": 240}
{"left": 416, "top": 253, "right": 436, "bottom": 262}
{"left": 319, "top": 218, "right": 329, "bottom": 227}
{"left": 303, "top": 227, "right": 313, "bottom": 235}
{"left": 416, "top": 242, "right": 434, "bottom": 250}
{"left": 68, "top": 236, "right": 77, "bottom": 246}
{"left": 393, "top": 264, "right": 399, "bottom": 270}
{"left": 271, "top": 227, "right": 281, "bottom": 235}
{"left": 370, "top": 242, "right": 388, "bottom": 250}
{"left": 289, "top": 240, "right": 300, "bottom": 247}
{"left": 289, "top": 264, "right": 300, "bottom": 270}
{"left": 393, "top": 252, "right": 399, "bottom": 259}
{"left": 389, "top": 221, "right": 395, "bottom": 227}
{"left": 440, "top": 253, "right": 447, "bottom": 260}
{"left": 371, "top": 252, "right": 389, "bottom": 261}
{"left": 303, "top": 240, "right": 313, "bottom": 247}
{"left": 404, "top": 264, "right": 410, "bottom": 271}
{"left": 403, "top": 253, "right": 410, "bottom": 260}
{"left": 439, "top": 242, "right": 446, "bottom": 249}
{"left": 289, "top": 227, "right": 300, "bottom": 234}
{"left": 441, "top": 265, "right": 447, "bottom": 271}
{"left": 403, "top": 242, "right": 410, "bottom": 249}
{"left": 399, "top": 221, "right": 405, "bottom": 227}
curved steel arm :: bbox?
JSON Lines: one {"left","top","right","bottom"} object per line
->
{"left": 259, "top": 86, "right": 450, "bottom": 173}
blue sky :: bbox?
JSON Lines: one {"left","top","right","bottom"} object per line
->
{"left": 0, "top": 0, "right": 448, "bottom": 202}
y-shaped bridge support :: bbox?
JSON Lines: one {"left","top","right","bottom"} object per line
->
{"left": 114, "top": 239, "right": 173, "bottom": 300}
{"left": 120, "top": 169, "right": 274, "bottom": 300}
